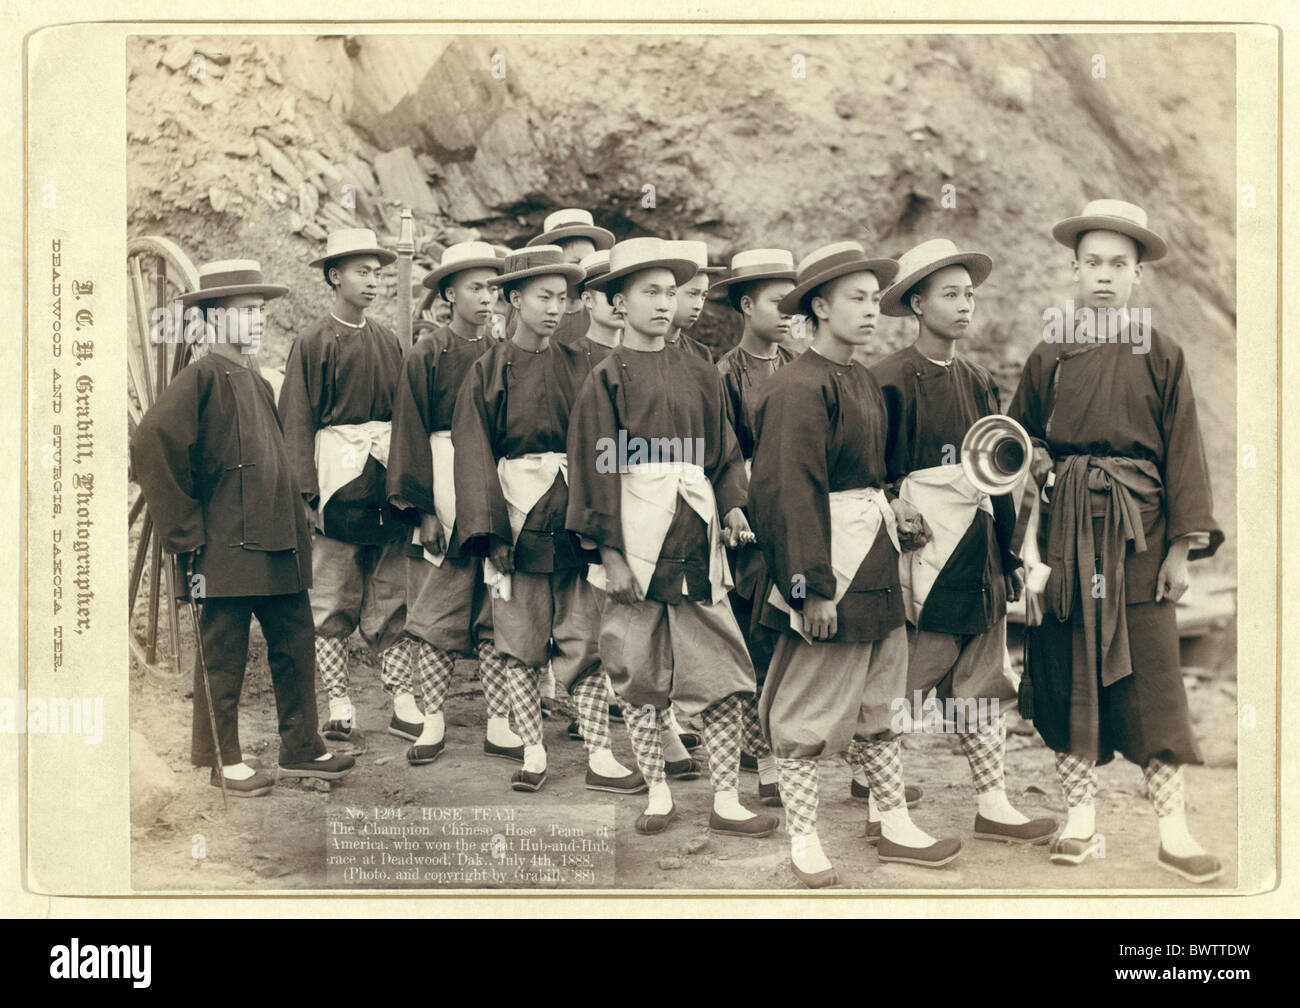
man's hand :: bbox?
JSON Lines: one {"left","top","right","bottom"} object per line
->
{"left": 803, "top": 595, "right": 838, "bottom": 641}
{"left": 1029, "top": 444, "right": 1053, "bottom": 484}
{"left": 419, "top": 512, "right": 447, "bottom": 557}
{"left": 1155, "top": 538, "right": 1192, "bottom": 604}
{"left": 1004, "top": 566, "right": 1026, "bottom": 603}
{"left": 723, "top": 507, "right": 757, "bottom": 548}
{"left": 890, "top": 497, "right": 931, "bottom": 552}
{"left": 174, "top": 547, "right": 203, "bottom": 601}
{"left": 488, "top": 539, "right": 514, "bottom": 577}
{"left": 599, "top": 546, "right": 643, "bottom": 606}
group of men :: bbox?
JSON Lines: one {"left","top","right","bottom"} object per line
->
{"left": 131, "top": 197, "right": 1225, "bottom": 889}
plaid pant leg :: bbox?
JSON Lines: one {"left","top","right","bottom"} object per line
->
{"left": 857, "top": 738, "right": 905, "bottom": 811}
{"left": 315, "top": 636, "right": 349, "bottom": 701}
{"left": 378, "top": 635, "right": 414, "bottom": 698}
{"left": 502, "top": 660, "right": 544, "bottom": 748}
{"left": 776, "top": 757, "right": 819, "bottom": 836}
{"left": 1054, "top": 752, "right": 1098, "bottom": 807}
{"left": 959, "top": 717, "right": 1007, "bottom": 795}
{"left": 571, "top": 670, "right": 612, "bottom": 752}
{"left": 412, "top": 639, "right": 456, "bottom": 714}
{"left": 845, "top": 738, "right": 867, "bottom": 777}
{"left": 1143, "top": 758, "right": 1185, "bottom": 818}
{"left": 741, "top": 694, "right": 771, "bottom": 759}
{"left": 476, "top": 641, "right": 513, "bottom": 719}
{"left": 621, "top": 699, "right": 666, "bottom": 789}
{"left": 701, "top": 693, "right": 745, "bottom": 794}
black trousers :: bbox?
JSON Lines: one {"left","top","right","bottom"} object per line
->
{"left": 190, "top": 591, "right": 326, "bottom": 768}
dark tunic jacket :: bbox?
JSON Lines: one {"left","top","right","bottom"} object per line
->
{"left": 749, "top": 348, "right": 905, "bottom": 642}
{"left": 666, "top": 329, "right": 715, "bottom": 363}
{"left": 871, "top": 344, "right": 1018, "bottom": 636}
{"left": 452, "top": 339, "right": 592, "bottom": 574}
{"left": 277, "top": 315, "right": 404, "bottom": 545}
{"left": 566, "top": 345, "right": 747, "bottom": 604}
{"left": 385, "top": 324, "right": 494, "bottom": 560}
{"left": 1009, "top": 327, "right": 1223, "bottom": 605}
{"left": 130, "top": 354, "right": 311, "bottom": 598}
{"left": 717, "top": 343, "right": 795, "bottom": 462}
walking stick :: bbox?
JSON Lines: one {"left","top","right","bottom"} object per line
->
{"left": 396, "top": 208, "right": 415, "bottom": 351}
{"left": 177, "top": 553, "right": 227, "bottom": 810}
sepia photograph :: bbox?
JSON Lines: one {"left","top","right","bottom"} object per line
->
{"left": 117, "top": 28, "right": 1241, "bottom": 894}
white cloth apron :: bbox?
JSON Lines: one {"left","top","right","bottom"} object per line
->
{"left": 767, "top": 486, "right": 899, "bottom": 644}
{"left": 412, "top": 431, "right": 458, "bottom": 567}
{"left": 482, "top": 451, "right": 568, "bottom": 601}
{"left": 897, "top": 463, "right": 994, "bottom": 626}
{"left": 586, "top": 461, "right": 733, "bottom": 605}
{"left": 312, "top": 420, "right": 391, "bottom": 534}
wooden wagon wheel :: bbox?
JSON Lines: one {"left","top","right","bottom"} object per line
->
{"left": 126, "top": 236, "right": 200, "bottom": 677}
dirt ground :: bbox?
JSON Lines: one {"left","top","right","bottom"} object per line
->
{"left": 129, "top": 615, "right": 1239, "bottom": 895}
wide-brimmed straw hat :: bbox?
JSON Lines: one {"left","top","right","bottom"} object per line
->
{"left": 777, "top": 241, "right": 900, "bottom": 316}
{"left": 308, "top": 227, "right": 397, "bottom": 269}
{"left": 708, "top": 248, "right": 797, "bottom": 302}
{"left": 422, "top": 241, "right": 503, "bottom": 291}
{"left": 879, "top": 238, "right": 993, "bottom": 317}
{"left": 488, "top": 245, "right": 584, "bottom": 288}
{"left": 179, "top": 259, "right": 289, "bottom": 305}
{"left": 665, "top": 240, "right": 726, "bottom": 279}
{"left": 526, "top": 208, "right": 615, "bottom": 250}
{"left": 578, "top": 249, "right": 613, "bottom": 291}
{"left": 584, "top": 237, "right": 700, "bottom": 293}
{"left": 1050, "top": 199, "right": 1167, "bottom": 262}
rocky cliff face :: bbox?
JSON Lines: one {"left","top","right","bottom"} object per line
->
{"left": 128, "top": 31, "right": 1237, "bottom": 568}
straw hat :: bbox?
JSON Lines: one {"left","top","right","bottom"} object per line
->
{"left": 1050, "top": 198, "right": 1167, "bottom": 262}
{"left": 879, "top": 238, "right": 993, "bottom": 317}
{"left": 776, "top": 241, "right": 900, "bottom": 316}
{"left": 179, "top": 259, "right": 288, "bottom": 305}
{"left": 308, "top": 227, "right": 397, "bottom": 269}
{"left": 488, "top": 245, "right": 584, "bottom": 288}
{"left": 584, "top": 237, "right": 701, "bottom": 293}
{"left": 708, "top": 248, "right": 797, "bottom": 302}
{"left": 578, "top": 249, "right": 613, "bottom": 291}
{"left": 526, "top": 208, "right": 615, "bottom": 250}
{"left": 422, "top": 240, "right": 503, "bottom": 291}
{"left": 664, "top": 240, "right": 725, "bottom": 277}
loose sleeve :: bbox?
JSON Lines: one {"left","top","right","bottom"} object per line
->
{"left": 1158, "top": 341, "right": 1224, "bottom": 560}
{"left": 277, "top": 335, "right": 324, "bottom": 503}
{"left": 386, "top": 344, "right": 438, "bottom": 515}
{"left": 451, "top": 354, "right": 512, "bottom": 556}
{"left": 1009, "top": 345, "right": 1053, "bottom": 456}
{"left": 129, "top": 364, "right": 206, "bottom": 555}
{"left": 707, "top": 370, "right": 749, "bottom": 518}
{"left": 565, "top": 366, "right": 624, "bottom": 551}
{"left": 750, "top": 379, "right": 835, "bottom": 608}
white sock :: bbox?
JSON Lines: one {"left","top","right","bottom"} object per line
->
{"left": 313, "top": 751, "right": 333, "bottom": 762}
{"left": 487, "top": 716, "right": 523, "bottom": 748}
{"left": 757, "top": 755, "right": 779, "bottom": 786}
{"left": 645, "top": 781, "right": 673, "bottom": 815}
{"left": 540, "top": 664, "right": 557, "bottom": 700}
{"left": 605, "top": 676, "right": 618, "bottom": 704}
{"left": 1157, "top": 810, "right": 1206, "bottom": 858}
{"left": 977, "top": 787, "right": 1030, "bottom": 825}
{"left": 664, "top": 707, "right": 686, "bottom": 735}
{"left": 222, "top": 761, "right": 255, "bottom": 781}
{"left": 791, "top": 833, "right": 833, "bottom": 874}
{"left": 327, "top": 697, "right": 354, "bottom": 724}
{"left": 588, "top": 747, "right": 633, "bottom": 778}
{"left": 867, "top": 793, "right": 880, "bottom": 824}
{"left": 879, "top": 807, "right": 936, "bottom": 847}
{"left": 662, "top": 732, "right": 690, "bottom": 762}
{"left": 523, "top": 744, "right": 547, "bottom": 773}
{"left": 393, "top": 692, "right": 423, "bottom": 723}
{"left": 713, "top": 789, "right": 756, "bottom": 821}
{"left": 416, "top": 710, "right": 445, "bottom": 746}
{"left": 1062, "top": 803, "right": 1096, "bottom": 841}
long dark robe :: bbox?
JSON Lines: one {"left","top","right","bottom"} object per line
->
{"left": 452, "top": 339, "right": 590, "bottom": 573}
{"left": 871, "top": 344, "right": 1017, "bottom": 635}
{"left": 749, "top": 347, "right": 904, "bottom": 642}
{"left": 277, "top": 315, "right": 404, "bottom": 544}
{"left": 717, "top": 343, "right": 795, "bottom": 462}
{"left": 577, "top": 334, "right": 618, "bottom": 370}
{"left": 565, "top": 344, "right": 747, "bottom": 604}
{"left": 503, "top": 303, "right": 591, "bottom": 347}
{"left": 666, "top": 329, "right": 714, "bottom": 363}
{"left": 131, "top": 353, "right": 311, "bottom": 598}
{"left": 385, "top": 326, "right": 493, "bottom": 560}
{"left": 1009, "top": 327, "right": 1223, "bottom": 765}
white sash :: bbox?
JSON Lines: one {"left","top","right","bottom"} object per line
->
{"left": 767, "top": 486, "right": 898, "bottom": 644}
{"left": 586, "top": 460, "right": 733, "bottom": 605}
{"left": 483, "top": 451, "right": 568, "bottom": 601}
{"left": 312, "top": 420, "right": 391, "bottom": 534}
{"left": 413, "top": 431, "right": 457, "bottom": 567}
{"left": 897, "top": 464, "right": 994, "bottom": 625}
